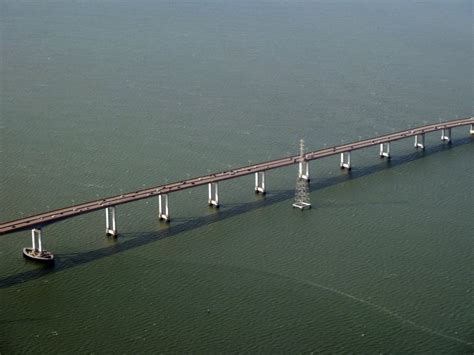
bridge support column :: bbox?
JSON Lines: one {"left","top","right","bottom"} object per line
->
{"left": 379, "top": 142, "right": 391, "bottom": 159}
{"left": 105, "top": 207, "right": 117, "bottom": 236}
{"left": 31, "top": 228, "right": 43, "bottom": 253}
{"left": 298, "top": 160, "right": 310, "bottom": 181}
{"left": 255, "top": 171, "right": 265, "bottom": 194}
{"left": 441, "top": 128, "right": 451, "bottom": 143}
{"left": 340, "top": 152, "right": 351, "bottom": 170}
{"left": 414, "top": 134, "right": 425, "bottom": 149}
{"left": 470, "top": 124, "right": 474, "bottom": 135}
{"left": 208, "top": 183, "right": 219, "bottom": 208}
{"left": 158, "top": 194, "right": 170, "bottom": 222}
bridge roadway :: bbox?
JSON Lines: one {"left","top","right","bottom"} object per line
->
{"left": 0, "top": 117, "right": 472, "bottom": 235}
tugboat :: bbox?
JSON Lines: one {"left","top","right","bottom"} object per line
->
{"left": 23, "top": 247, "right": 55, "bottom": 264}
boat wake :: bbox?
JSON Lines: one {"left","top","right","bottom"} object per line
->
{"left": 291, "top": 276, "right": 472, "bottom": 346}
{"left": 200, "top": 260, "right": 473, "bottom": 347}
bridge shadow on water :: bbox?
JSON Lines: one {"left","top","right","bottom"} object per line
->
{"left": 1, "top": 137, "right": 472, "bottom": 289}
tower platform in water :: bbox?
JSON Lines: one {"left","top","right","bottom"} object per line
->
{"left": 292, "top": 201, "right": 312, "bottom": 209}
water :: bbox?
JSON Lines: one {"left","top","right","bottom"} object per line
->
{"left": 0, "top": 0, "right": 472, "bottom": 352}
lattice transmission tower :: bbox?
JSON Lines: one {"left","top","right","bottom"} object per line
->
{"left": 292, "top": 139, "right": 311, "bottom": 209}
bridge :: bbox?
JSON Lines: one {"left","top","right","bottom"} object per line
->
{"left": 1, "top": 117, "right": 473, "bottom": 260}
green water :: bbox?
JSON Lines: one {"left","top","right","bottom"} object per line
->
{"left": 0, "top": 0, "right": 472, "bottom": 352}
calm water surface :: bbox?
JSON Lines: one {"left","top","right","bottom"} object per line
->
{"left": 0, "top": 0, "right": 473, "bottom": 352}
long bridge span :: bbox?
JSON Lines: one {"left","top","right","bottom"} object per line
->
{"left": 1, "top": 117, "right": 473, "bottom": 258}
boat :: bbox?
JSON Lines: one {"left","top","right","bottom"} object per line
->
{"left": 22, "top": 248, "right": 55, "bottom": 263}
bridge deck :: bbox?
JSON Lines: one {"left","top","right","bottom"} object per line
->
{"left": 0, "top": 117, "right": 472, "bottom": 235}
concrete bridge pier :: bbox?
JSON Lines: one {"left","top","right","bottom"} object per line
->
{"left": 470, "top": 124, "right": 474, "bottom": 134}
{"left": 340, "top": 152, "right": 351, "bottom": 170}
{"left": 105, "top": 207, "right": 117, "bottom": 236}
{"left": 441, "top": 128, "right": 451, "bottom": 143}
{"left": 158, "top": 194, "right": 170, "bottom": 222}
{"left": 31, "top": 228, "right": 43, "bottom": 253}
{"left": 414, "top": 134, "right": 425, "bottom": 149}
{"left": 298, "top": 160, "right": 310, "bottom": 181}
{"left": 208, "top": 183, "right": 219, "bottom": 207}
{"left": 379, "top": 143, "right": 391, "bottom": 159}
{"left": 255, "top": 171, "right": 265, "bottom": 194}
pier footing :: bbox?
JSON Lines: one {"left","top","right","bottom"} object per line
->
{"left": 298, "top": 160, "right": 310, "bottom": 181}
{"left": 340, "top": 152, "right": 351, "bottom": 170}
{"left": 208, "top": 183, "right": 219, "bottom": 208}
{"left": 379, "top": 142, "right": 391, "bottom": 159}
{"left": 414, "top": 134, "right": 425, "bottom": 149}
{"left": 255, "top": 171, "right": 266, "bottom": 194}
{"left": 105, "top": 207, "right": 118, "bottom": 236}
{"left": 441, "top": 128, "right": 451, "bottom": 143}
{"left": 158, "top": 194, "right": 170, "bottom": 222}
